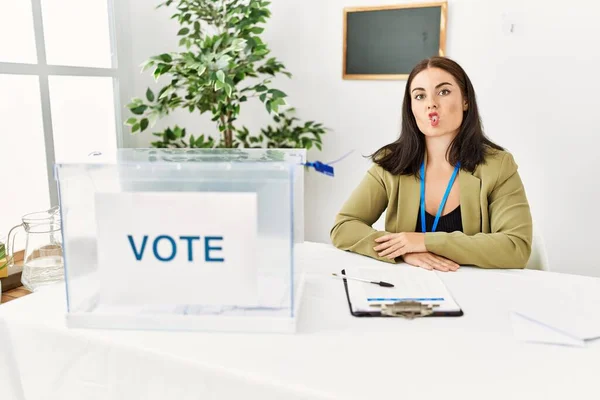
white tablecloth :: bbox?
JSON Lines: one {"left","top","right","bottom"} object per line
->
{"left": 1, "top": 242, "right": 600, "bottom": 400}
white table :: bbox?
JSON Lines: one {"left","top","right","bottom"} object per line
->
{"left": 1, "top": 242, "right": 600, "bottom": 400}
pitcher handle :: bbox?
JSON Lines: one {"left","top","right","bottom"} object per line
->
{"left": 6, "top": 223, "right": 24, "bottom": 268}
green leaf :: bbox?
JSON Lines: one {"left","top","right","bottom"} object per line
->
{"left": 268, "top": 89, "right": 287, "bottom": 98}
{"left": 148, "top": 112, "right": 159, "bottom": 127}
{"left": 130, "top": 105, "right": 148, "bottom": 115}
{"left": 177, "top": 28, "right": 190, "bottom": 36}
{"left": 153, "top": 66, "right": 164, "bottom": 81}
{"left": 159, "top": 53, "right": 172, "bottom": 63}
{"left": 254, "top": 48, "right": 269, "bottom": 57}
{"left": 225, "top": 84, "right": 232, "bottom": 97}
{"left": 194, "top": 21, "right": 200, "bottom": 31}
{"left": 158, "top": 87, "right": 175, "bottom": 100}
{"left": 249, "top": 27, "right": 264, "bottom": 34}
{"left": 0, "top": 243, "right": 7, "bottom": 271}
{"left": 125, "top": 117, "right": 137, "bottom": 126}
{"left": 213, "top": 37, "right": 223, "bottom": 50}
{"left": 272, "top": 97, "right": 286, "bottom": 108}
{"left": 215, "top": 55, "right": 231, "bottom": 70}
{"left": 140, "top": 60, "right": 155, "bottom": 72}
{"left": 127, "top": 98, "right": 144, "bottom": 108}
{"left": 131, "top": 123, "right": 140, "bottom": 133}
{"left": 146, "top": 88, "right": 155, "bottom": 102}
{"left": 165, "top": 128, "right": 175, "bottom": 139}
{"left": 216, "top": 70, "right": 225, "bottom": 83}
{"left": 140, "top": 118, "right": 149, "bottom": 131}
{"left": 269, "top": 98, "right": 287, "bottom": 114}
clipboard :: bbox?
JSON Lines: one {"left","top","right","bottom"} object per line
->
{"left": 341, "top": 269, "right": 464, "bottom": 318}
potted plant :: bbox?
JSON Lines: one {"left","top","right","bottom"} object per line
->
{"left": 0, "top": 240, "right": 8, "bottom": 279}
{"left": 125, "top": 0, "right": 327, "bottom": 150}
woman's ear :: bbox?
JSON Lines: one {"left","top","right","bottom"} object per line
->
{"left": 463, "top": 100, "right": 468, "bottom": 111}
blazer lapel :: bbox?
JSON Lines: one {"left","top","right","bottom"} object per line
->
{"left": 397, "top": 152, "right": 427, "bottom": 233}
{"left": 459, "top": 169, "right": 481, "bottom": 235}
{"left": 397, "top": 173, "right": 421, "bottom": 233}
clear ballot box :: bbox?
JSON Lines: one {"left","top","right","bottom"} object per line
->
{"left": 54, "top": 148, "right": 305, "bottom": 333}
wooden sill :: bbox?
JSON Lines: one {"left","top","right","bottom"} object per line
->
{"left": 1, "top": 250, "right": 28, "bottom": 302}
{"left": 1, "top": 285, "right": 31, "bottom": 304}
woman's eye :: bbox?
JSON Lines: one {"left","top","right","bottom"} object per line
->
{"left": 414, "top": 94, "right": 424, "bottom": 100}
{"left": 439, "top": 89, "right": 451, "bottom": 96}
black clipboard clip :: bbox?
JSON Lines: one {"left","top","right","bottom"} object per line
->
{"left": 370, "top": 301, "right": 440, "bottom": 319}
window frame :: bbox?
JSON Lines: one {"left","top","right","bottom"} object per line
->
{"left": 0, "top": 0, "right": 133, "bottom": 205}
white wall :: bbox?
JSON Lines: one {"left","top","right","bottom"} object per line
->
{"left": 124, "top": 0, "right": 600, "bottom": 277}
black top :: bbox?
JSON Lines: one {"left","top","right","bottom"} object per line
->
{"left": 415, "top": 205, "right": 463, "bottom": 233}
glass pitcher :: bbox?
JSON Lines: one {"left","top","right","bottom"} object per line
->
{"left": 6, "top": 206, "right": 64, "bottom": 291}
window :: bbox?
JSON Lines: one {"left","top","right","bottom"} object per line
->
{"left": 0, "top": 0, "right": 127, "bottom": 236}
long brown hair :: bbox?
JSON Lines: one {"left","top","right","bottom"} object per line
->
{"left": 371, "top": 56, "right": 503, "bottom": 175}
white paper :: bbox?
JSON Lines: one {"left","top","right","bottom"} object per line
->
{"left": 344, "top": 264, "right": 461, "bottom": 313}
{"left": 95, "top": 191, "right": 258, "bottom": 306}
{"left": 508, "top": 275, "right": 600, "bottom": 341}
{"left": 510, "top": 312, "right": 586, "bottom": 347}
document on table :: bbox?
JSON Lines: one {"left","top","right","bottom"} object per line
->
{"left": 505, "top": 272, "right": 600, "bottom": 347}
{"left": 343, "top": 264, "right": 461, "bottom": 313}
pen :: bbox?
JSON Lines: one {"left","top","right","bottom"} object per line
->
{"left": 331, "top": 273, "right": 394, "bottom": 288}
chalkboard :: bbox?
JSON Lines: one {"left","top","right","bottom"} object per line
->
{"left": 343, "top": 3, "right": 447, "bottom": 80}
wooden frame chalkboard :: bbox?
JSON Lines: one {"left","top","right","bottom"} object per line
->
{"left": 343, "top": 2, "right": 448, "bottom": 80}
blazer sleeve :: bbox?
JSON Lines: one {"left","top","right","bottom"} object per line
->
{"left": 330, "top": 164, "right": 396, "bottom": 263}
{"left": 424, "top": 153, "right": 533, "bottom": 268}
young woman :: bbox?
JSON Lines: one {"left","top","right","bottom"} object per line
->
{"left": 330, "top": 57, "right": 532, "bottom": 271}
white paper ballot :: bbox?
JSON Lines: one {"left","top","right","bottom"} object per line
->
{"left": 506, "top": 273, "right": 600, "bottom": 346}
{"left": 344, "top": 264, "right": 461, "bottom": 313}
{"left": 510, "top": 312, "right": 586, "bottom": 347}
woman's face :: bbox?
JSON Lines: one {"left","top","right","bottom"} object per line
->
{"left": 409, "top": 67, "right": 467, "bottom": 139}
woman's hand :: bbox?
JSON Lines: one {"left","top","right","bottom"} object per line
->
{"left": 373, "top": 232, "right": 427, "bottom": 259}
{"left": 402, "top": 252, "right": 460, "bottom": 272}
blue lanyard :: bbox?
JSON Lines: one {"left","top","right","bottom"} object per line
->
{"left": 420, "top": 162, "right": 461, "bottom": 233}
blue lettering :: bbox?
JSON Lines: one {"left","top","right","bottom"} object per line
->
{"left": 129, "top": 235, "right": 224, "bottom": 263}
{"left": 179, "top": 236, "right": 200, "bottom": 261}
{"left": 205, "top": 236, "right": 224, "bottom": 262}
{"left": 153, "top": 235, "right": 177, "bottom": 262}
{"left": 128, "top": 235, "right": 148, "bottom": 261}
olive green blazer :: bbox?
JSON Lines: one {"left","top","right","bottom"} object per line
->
{"left": 330, "top": 150, "right": 533, "bottom": 268}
